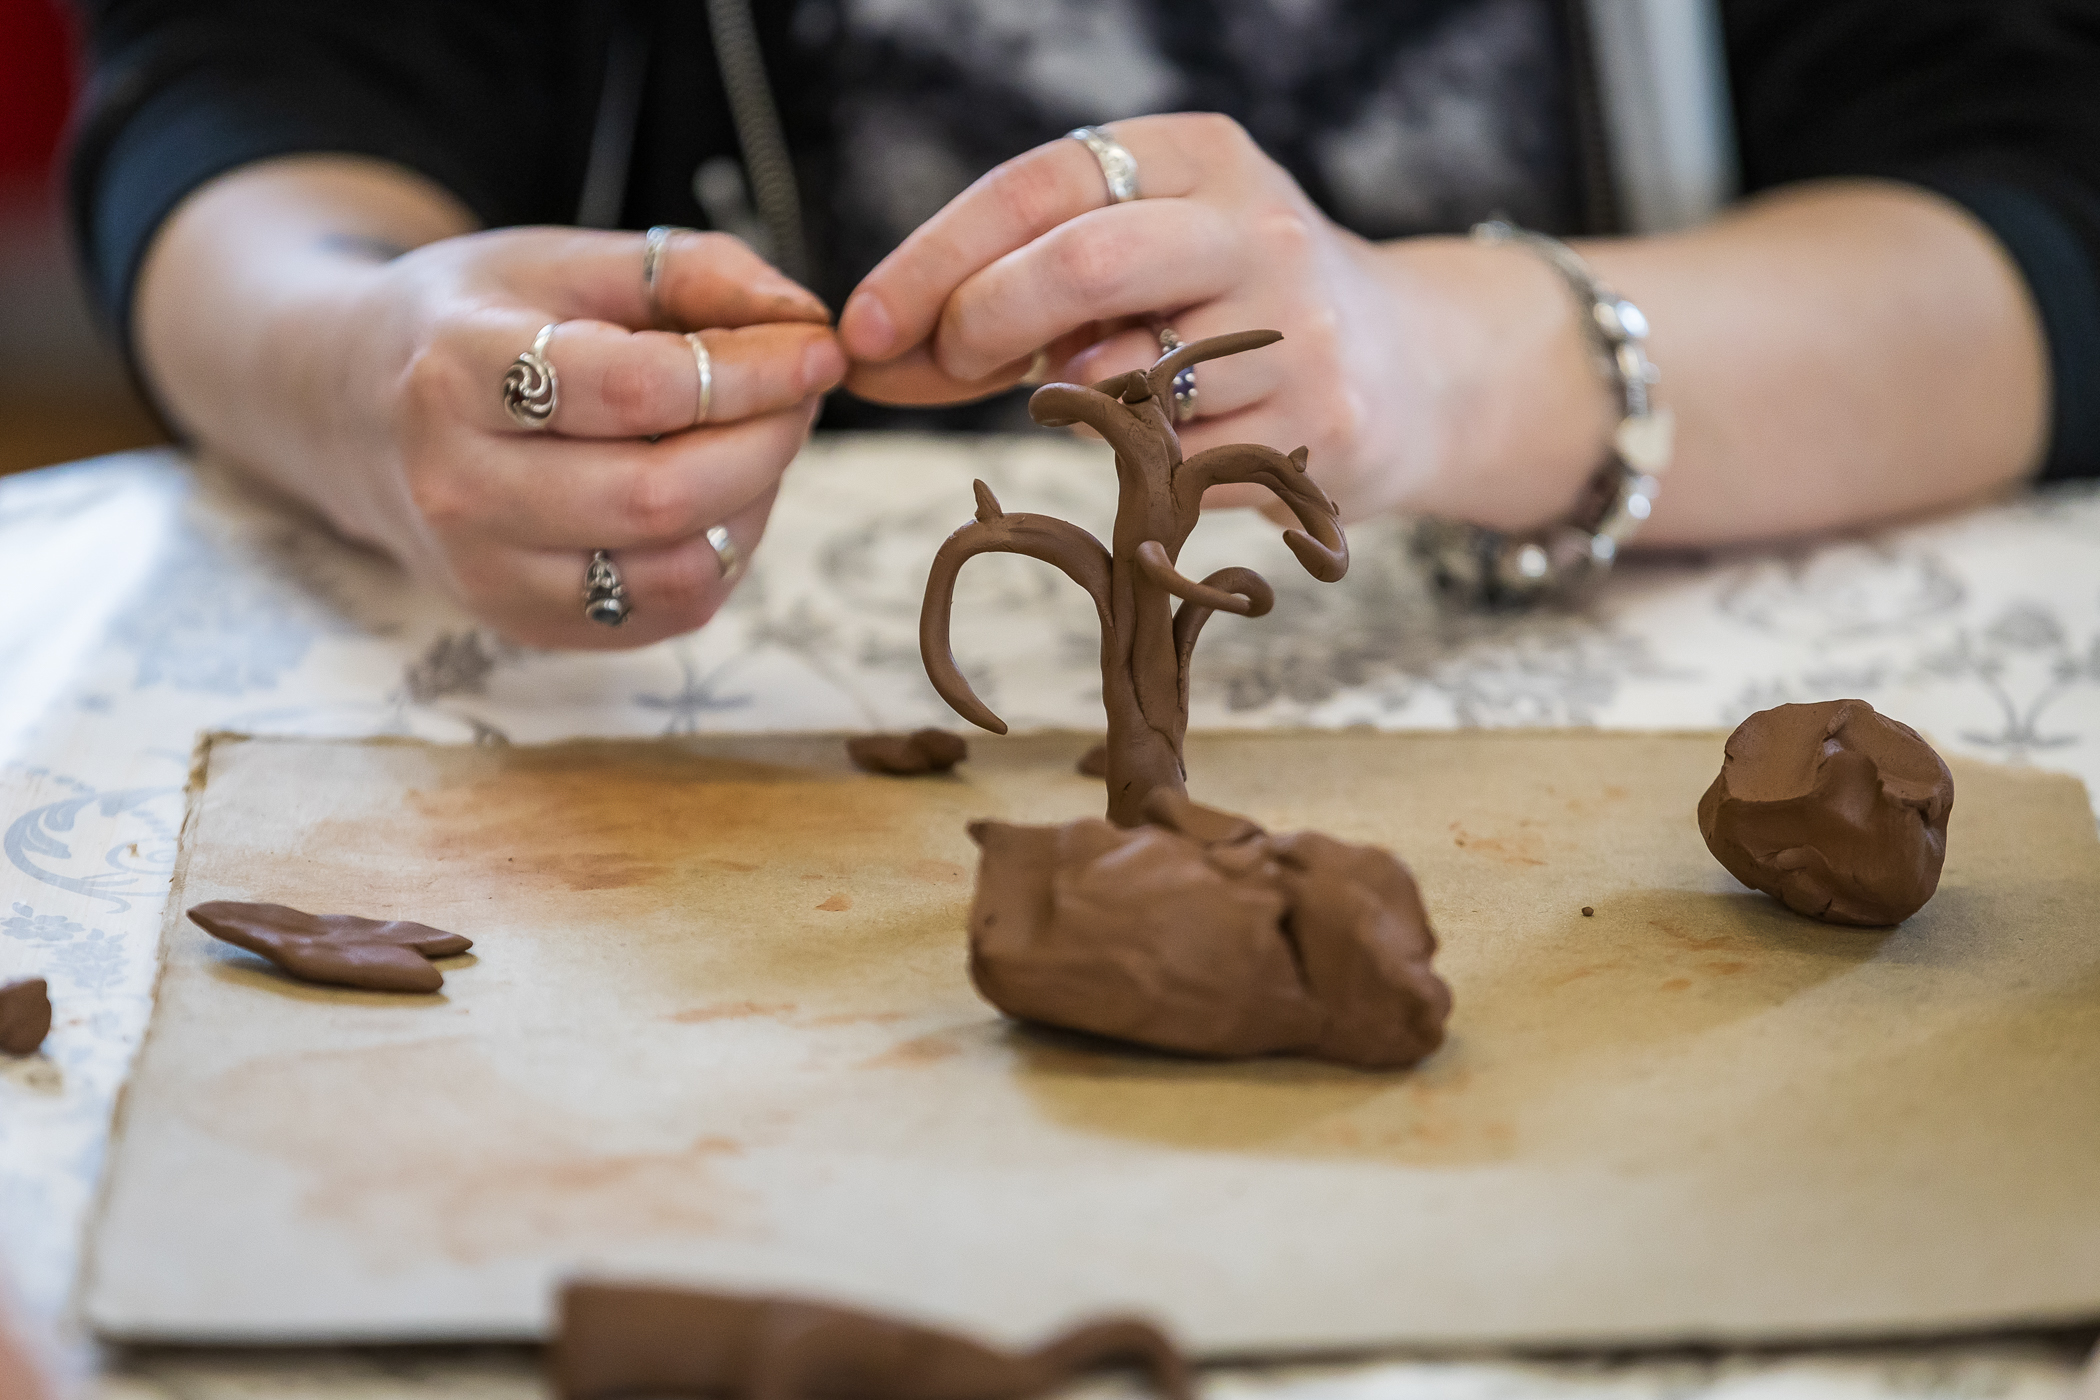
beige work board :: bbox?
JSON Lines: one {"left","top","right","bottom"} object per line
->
{"left": 85, "top": 729, "right": 2100, "bottom": 1350}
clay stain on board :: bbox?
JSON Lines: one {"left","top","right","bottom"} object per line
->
{"left": 669, "top": 1002, "right": 797, "bottom": 1024}
{"left": 184, "top": 1038, "right": 759, "bottom": 1265}
{"left": 816, "top": 893, "right": 853, "bottom": 912}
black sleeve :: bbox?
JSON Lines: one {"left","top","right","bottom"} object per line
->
{"left": 1724, "top": 0, "right": 2100, "bottom": 482}
{"left": 67, "top": 0, "right": 619, "bottom": 356}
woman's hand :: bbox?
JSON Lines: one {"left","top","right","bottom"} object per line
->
{"left": 838, "top": 117, "right": 2049, "bottom": 547}
{"left": 836, "top": 113, "right": 1608, "bottom": 528}
{"left": 136, "top": 157, "right": 846, "bottom": 648}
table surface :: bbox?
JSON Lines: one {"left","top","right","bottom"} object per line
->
{"left": 1, "top": 436, "right": 2095, "bottom": 1397}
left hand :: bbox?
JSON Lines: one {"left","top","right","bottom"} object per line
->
{"left": 837, "top": 113, "right": 1493, "bottom": 521}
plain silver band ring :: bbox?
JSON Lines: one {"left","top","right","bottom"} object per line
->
{"left": 1067, "top": 126, "right": 1139, "bottom": 204}
{"left": 502, "top": 322, "right": 559, "bottom": 430}
{"left": 643, "top": 226, "right": 694, "bottom": 329}
{"left": 706, "top": 524, "right": 741, "bottom": 580}
{"left": 582, "top": 549, "right": 629, "bottom": 627}
{"left": 686, "top": 331, "right": 713, "bottom": 425}
{"left": 1156, "top": 327, "right": 1198, "bottom": 423}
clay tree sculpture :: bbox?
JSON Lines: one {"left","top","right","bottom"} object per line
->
{"left": 917, "top": 333, "right": 1450, "bottom": 1070}
{"left": 920, "top": 330, "right": 1348, "bottom": 826}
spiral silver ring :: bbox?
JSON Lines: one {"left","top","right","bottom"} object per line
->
{"left": 502, "top": 323, "right": 559, "bottom": 430}
{"left": 706, "top": 524, "right": 741, "bottom": 580}
{"left": 687, "top": 331, "right": 713, "bottom": 425}
{"left": 582, "top": 549, "right": 629, "bottom": 627}
{"left": 1155, "top": 327, "right": 1197, "bottom": 423}
{"left": 1067, "top": 126, "right": 1139, "bottom": 204}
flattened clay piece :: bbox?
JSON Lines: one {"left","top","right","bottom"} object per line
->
{"left": 1076, "top": 741, "right": 1108, "bottom": 778}
{"left": 550, "top": 1282, "right": 1192, "bottom": 1400}
{"left": 967, "top": 791, "right": 1450, "bottom": 1069}
{"left": 187, "top": 901, "right": 472, "bottom": 993}
{"left": 846, "top": 729, "right": 969, "bottom": 775}
{"left": 0, "top": 978, "right": 51, "bottom": 1056}
{"left": 1698, "top": 699, "right": 1954, "bottom": 926}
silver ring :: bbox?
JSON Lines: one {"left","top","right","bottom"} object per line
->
{"left": 1155, "top": 327, "right": 1197, "bottom": 423}
{"left": 643, "top": 226, "right": 693, "bottom": 329}
{"left": 705, "top": 524, "right": 741, "bottom": 580}
{"left": 686, "top": 331, "right": 713, "bottom": 425}
{"left": 1067, "top": 126, "right": 1139, "bottom": 204}
{"left": 582, "top": 549, "right": 629, "bottom": 627}
{"left": 503, "top": 323, "right": 559, "bottom": 430}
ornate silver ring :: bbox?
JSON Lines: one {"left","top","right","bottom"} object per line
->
{"left": 706, "top": 524, "right": 741, "bottom": 580}
{"left": 1155, "top": 327, "right": 1198, "bottom": 422}
{"left": 687, "top": 331, "right": 713, "bottom": 425}
{"left": 502, "top": 322, "right": 559, "bottom": 430}
{"left": 582, "top": 549, "right": 629, "bottom": 627}
{"left": 1067, "top": 126, "right": 1139, "bottom": 204}
{"left": 644, "top": 226, "right": 696, "bottom": 328}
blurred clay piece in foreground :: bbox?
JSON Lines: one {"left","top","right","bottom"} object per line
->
{"left": 846, "top": 729, "right": 969, "bottom": 775}
{"left": 549, "top": 1281, "right": 1191, "bottom": 1400}
{"left": 1698, "top": 699, "right": 1954, "bottom": 926}
{"left": 967, "top": 790, "right": 1450, "bottom": 1069}
{"left": 0, "top": 978, "right": 51, "bottom": 1055}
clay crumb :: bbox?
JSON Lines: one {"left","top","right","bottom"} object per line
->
{"left": 816, "top": 893, "right": 852, "bottom": 912}
{"left": 846, "top": 729, "right": 968, "bottom": 776}
{"left": 0, "top": 978, "right": 52, "bottom": 1056}
{"left": 1581, "top": 906, "right": 1594, "bottom": 917}
{"left": 187, "top": 901, "right": 472, "bottom": 994}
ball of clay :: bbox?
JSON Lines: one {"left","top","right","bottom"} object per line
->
{"left": 0, "top": 977, "right": 51, "bottom": 1056}
{"left": 846, "top": 729, "right": 968, "bottom": 775}
{"left": 966, "top": 791, "right": 1450, "bottom": 1069}
{"left": 1698, "top": 699, "right": 1953, "bottom": 926}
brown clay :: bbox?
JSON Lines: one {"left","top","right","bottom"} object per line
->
{"left": 847, "top": 729, "right": 969, "bottom": 775}
{"left": 1698, "top": 699, "right": 1954, "bottom": 926}
{"left": 967, "top": 789, "right": 1450, "bottom": 1069}
{"left": 1075, "top": 741, "right": 1108, "bottom": 778}
{"left": 921, "top": 332, "right": 1347, "bottom": 826}
{"left": 548, "top": 1282, "right": 1192, "bottom": 1400}
{"left": 0, "top": 978, "right": 51, "bottom": 1055}
{"left": 187, "top": 901, "right": 473, "bottom": 993}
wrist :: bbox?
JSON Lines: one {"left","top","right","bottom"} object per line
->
{"left": 1371, "top": 234, "right": 1618, "bottom": 532}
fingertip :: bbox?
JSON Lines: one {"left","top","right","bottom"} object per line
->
{"left": 802, "top": 333, "right": 847, "bottom": 393}
{"left": 840, "top": 291, "right": 897, "bottom": 360}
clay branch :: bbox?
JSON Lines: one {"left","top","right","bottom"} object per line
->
{"left": 1176, "top": 442, "right": 1349, "bottom": 582}
{"left": 919, "top": 480, "right": 1114, "bottom": 735}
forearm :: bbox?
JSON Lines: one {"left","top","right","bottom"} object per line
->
{"left": 1383, "top": 180, "right": 2051, "bottom": 547}
{"left": 133, "top": 154, "right": 477, "bottom": 539}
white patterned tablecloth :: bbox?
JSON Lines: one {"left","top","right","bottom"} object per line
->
{"left": 0, "top": 436, "right": 2095, "bottom": 1397}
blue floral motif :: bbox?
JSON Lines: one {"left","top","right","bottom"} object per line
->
{"left": 109, "top": 534, "right": 319, "bottom": 694}
{"left": 54, "top": 927, "right": 128, "bottom": 996}
{"left": 2, "top": 903, "right": 84, "bottom": 941}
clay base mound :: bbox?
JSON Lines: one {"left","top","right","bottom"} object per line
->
{"left": 1698, "top": 698, "right": 1954, "bottom": 927}
{"left": 965, "top": 791, "right": 1450, "bottom": 1070}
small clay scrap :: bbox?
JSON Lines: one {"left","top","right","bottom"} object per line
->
{"left": 968, "top": 789, "right": 1450, "bottom": 1069}
{"left": 846, "top": 729, "right": 969, "bottom": 775}
{"left": 0, "top": 978, "right": 51, "bottom": 1056}
{"left": 549, "top": 1281, "right": 1192, "bottom": 1400}
{"left": 1698, "top": 699, "right": 1954, "bottom": 926}
{"left": 187, "top": 901, "right": 472, "bottom": 993}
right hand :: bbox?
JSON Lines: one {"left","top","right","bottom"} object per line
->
{"left": 314, "top": 227, "right": 843, "bottom": 647}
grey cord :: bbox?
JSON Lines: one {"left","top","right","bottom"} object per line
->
{"left": 705, "top": 0, "right": 809, "bottom": 282}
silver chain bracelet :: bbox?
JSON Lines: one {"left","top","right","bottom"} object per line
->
{"left": 1416, "top": 219, "right": 1675, "bottom": 606}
